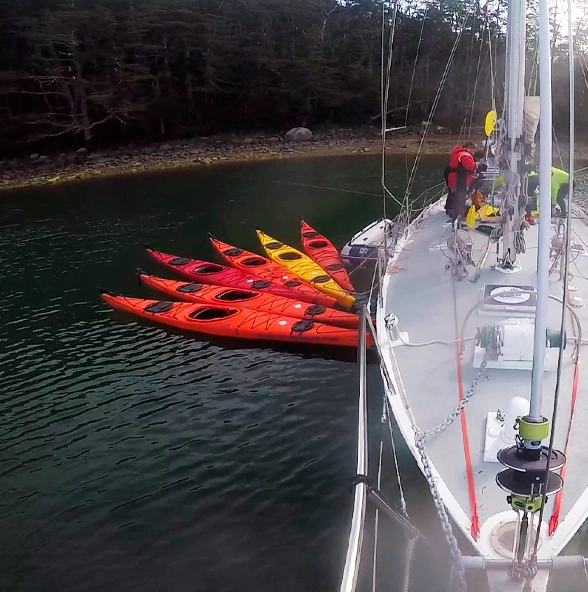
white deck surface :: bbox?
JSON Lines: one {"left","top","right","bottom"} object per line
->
{"left": 377, "top": 200, "right": 588, "bottom": 559}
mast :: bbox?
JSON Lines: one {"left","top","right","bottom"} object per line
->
{"left": 528, "top": 0, "right": 552, "bottom": 423}
{"left": 495, "top": 1, "right": 565, "bottom": 582}
{"left": 497, "top": 0, "right": 526, "bottom": 273}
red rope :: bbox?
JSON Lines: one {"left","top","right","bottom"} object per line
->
{"left": 452, "top": 281, "right": 480, "bottom": 540}
{"left": 454, "top": 339, "right": 481, "bottom": 540}
{"left": 548, "top": 360, "right": 580, "bottom": 536}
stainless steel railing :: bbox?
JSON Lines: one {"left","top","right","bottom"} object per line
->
{"left": 339, "top": 304, "right": 369, "bottom": 592}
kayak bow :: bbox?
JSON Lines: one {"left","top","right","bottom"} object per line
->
{"left": 255, "top": 230, "right": 356, "bottom": 309}
{"left": 300, "top": 219, "right": 354, "bottom": 292}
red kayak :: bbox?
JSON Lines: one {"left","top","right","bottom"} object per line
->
{"left": 300, "top": 219, "right": 354, "bottom": 292}
{"left": 208, "top": 235, "right": 339, "bottom": 309}
{"left": 145, "top": 246, "right": 312, "bottom": 302}
{"left": 138, "top": 272, "right": 360, "bottom": 329}
{"left": 100, "top": 290, "right": 368, "bottom": 348}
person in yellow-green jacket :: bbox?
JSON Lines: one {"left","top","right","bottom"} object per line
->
{"left": 550, "top": 167, "right": 570, "bottom": 217}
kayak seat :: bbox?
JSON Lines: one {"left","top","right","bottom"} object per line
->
{"left": 305, "top": 304, "right": 326, "bottom": 316}
{"left": 177, "top": 283, "right": 203, "bottom": 294}
{"left": 326, "top": 263, "right": 344, "bottom": 271}
{"left": 278, "top": 252, "right": 302, "bottom": 261}
{"left": 188, "top": 307, "right": 238, "bottom": 321}
{"left": 252, "top": 280, "right": 271, "bottom": 289}
{"left": 194, "top": 264, "right": 224, "bottom": 273}
{"left": 168, "top": 257, "right": 191, "bottom": 266}
{"left": 266, "top": 241, "right": 283, "bottom": 250}
{"left": 312, "top": 275, "right": 331, "bottom": 284}
{"left": 291, "top": 320, "right": 314, "bottom": 333}
{"left": 216, "top": 290, "right": 256, "bottom": 301}
{"left": 223, "top": 248, "right": 244, "bottom": 257}
{"left": 284, "top": 280, "right": 302, "bottom": 288}
{"left": 241, "top": 257, "right": 265, "bottom": 267}
{"left": 145, "top": 301, "right": 174, "bottom": 314}
{"left": 308, "top": 240, "right": 328, "bottom": 249}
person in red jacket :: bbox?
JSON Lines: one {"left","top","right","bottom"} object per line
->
{"left": 444, "top": 141, "right": 478, "bottom": 221}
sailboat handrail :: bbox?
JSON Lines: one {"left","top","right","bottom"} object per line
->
{"left": 339, "top": 304, "right": 369, "bottom": 592}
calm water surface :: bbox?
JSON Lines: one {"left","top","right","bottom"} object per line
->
{"left": 5, "top": 154, "right": 581, "bottom": 592}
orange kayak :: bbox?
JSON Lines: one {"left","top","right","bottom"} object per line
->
{"left": 208, "top": 234, "right": 339, "bottom": 309}
{"left": 145, "top": 246, "right": 311, "bottom": 302}
{"left": 301, "top": 220, "right": 355, "bottom": 293}
{"left": 138, "top": 272, "right": 360, "bottom": 329}
{"left": 100, "top": 290, "right": 368, "bottom": 348}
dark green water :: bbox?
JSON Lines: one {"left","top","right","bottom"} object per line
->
{"left": 0, "top": 154, "right": 459, "bottom": 592}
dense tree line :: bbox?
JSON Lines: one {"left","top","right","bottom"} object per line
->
{"left": 0, "top": 0, "right": 584, "bottom": 156}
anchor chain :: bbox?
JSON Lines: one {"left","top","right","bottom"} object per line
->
{"left": 413, "top": 359, "right": 487, "bottom": 592}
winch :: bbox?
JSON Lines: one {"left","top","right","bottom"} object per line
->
{"left": 472, "top": 318, "right": 566, "bottom": 370}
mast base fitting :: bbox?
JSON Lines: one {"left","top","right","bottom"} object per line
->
{"left": 506, "top": 494, "right": 547, "bottom": 513}
{"left": 517, "top": 416, "right": 549, "bottom": 442}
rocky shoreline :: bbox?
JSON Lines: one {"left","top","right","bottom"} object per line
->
{"left": 0, "top": 129, "right": 474, "bottom": 193}
{"left": 0, "top": 128, "right": 584, "bottom": 193}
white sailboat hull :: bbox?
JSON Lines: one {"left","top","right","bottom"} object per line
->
{"left": 376, "top": 198, "right": 588, "bottom": 589}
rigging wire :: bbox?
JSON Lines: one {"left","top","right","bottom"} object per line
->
{"left": 200, "top": 170, "right": 394, "bottom": 198}
{"left": 467, "top": 17, "right": 489, "bottom": 138}
{"left": 403, "top": 9, "right": 473, "bottom": 206}
{"left": 458, "top": 14, "right": 488, "bottom": 141}
{"left": 532, "top": 0, "right": 577, "bottom": 559}
{"left": 404, "top": 8, "right": 427, "bottom": 136}
{"left": 464, "top": 9, "right": 477, "bottom": 123}
{"left": 380, "top": 0, "right": 404, "bottom": 215}
{"left": 404, "top": 7, "right": 428, "bottom": 185}
{"left": 487, "top": 18, "right": 496, "bottom": 114}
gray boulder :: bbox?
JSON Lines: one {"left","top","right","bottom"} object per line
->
{"left": 284, "top": 127, "right": 313, "bottom": 142}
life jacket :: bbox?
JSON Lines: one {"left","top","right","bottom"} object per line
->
{"left": 444, "top": 145, "right": 476, "bottom": 192}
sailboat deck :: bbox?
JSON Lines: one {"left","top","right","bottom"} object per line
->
{"left": 379, "top": 200, "right": 588, "bottom": 555}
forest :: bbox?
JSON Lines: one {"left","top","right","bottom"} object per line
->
{"left": 0, "top": 0, "right": 586, "bottom": 156}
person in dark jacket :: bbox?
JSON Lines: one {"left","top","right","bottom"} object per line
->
{"left": 444, "top": 141, "right": 477, "bottom": 221}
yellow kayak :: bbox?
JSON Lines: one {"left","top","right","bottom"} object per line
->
{"left": 256, "top": 229, "right": 355, "bottom": 309}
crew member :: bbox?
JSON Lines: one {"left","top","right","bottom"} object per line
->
{"left": 444, "top": 141, "right": 477, "bottom": 221}
{"left": 524, "top": 167, "right": 571, "bottom": 218}
{"left": 551, "top": 166, "right": 570, "bottom": 217}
